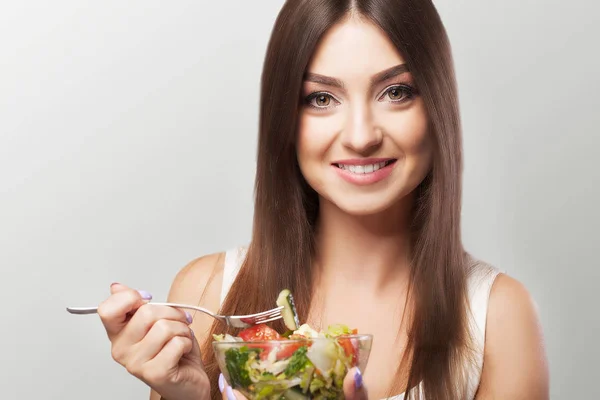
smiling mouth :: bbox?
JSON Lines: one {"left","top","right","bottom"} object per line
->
{"left": 332, "top": 159, "right": 396, "bottom": 174}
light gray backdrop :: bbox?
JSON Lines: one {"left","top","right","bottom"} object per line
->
{"left": 1, "top": 1, "right": 597, "bottom": 398}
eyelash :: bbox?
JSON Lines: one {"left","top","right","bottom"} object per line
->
{"left": 304, "top": 84, "right": 417, "bottom": 111}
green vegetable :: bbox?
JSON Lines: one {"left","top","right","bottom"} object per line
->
{"left": 277, "top": 289, "right": 300, "bottom": 330}
{"left": 255, "top": 385, "right": 275, "bottom": 399}
{"left": 332, "top": 359, "right": 346, "bottom": 388}
{"left": 309, "top": 376, "right": 326, "bottom": 393}
{"left": 224, "top": 347, "right": 253, "bottom": 387}
{"left": 284, "top": 346, "right": 310, "bottom": 376}
{"left": 281, "top": 329, "right": 294, "bottom": 338}
{"left": 300, "top": 366, "right": 315, "bottom": 393}
{"left": 325, "top": 324, "right": 353, "bottom": 338}
{"left": 282, "top": 388, "right": 311, "bottom": 400}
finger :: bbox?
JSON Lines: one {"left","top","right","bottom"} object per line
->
{"left": 129, "top": 320, "right": 192, "bottom": 366}
{"left": 343, "top": 367, "right": 368, "bottom": 400}
{"left": 110, "top": 282, "right": 129, "bottom": 294}
{"left": 121, "top": 304, "right": 192, "bottom": 344}
{"left": 97, "top": 288, "right": 152, "bottom": 338}
{"left": 230, "top": 389, "right": 247, "bottom": 400}
{"left": 147, "top": 335, "right": 193, "bottom": 372}
{"left": 219, "top": 373, "right": 227, "bottom": 399}
{"left": 219, "top": 375, "right": 247, "bottom": 400}
{"left": 186, "top": 328, "right": 204, "bottom": 367}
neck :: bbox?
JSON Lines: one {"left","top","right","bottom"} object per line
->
{"left": 313, "top": 195, "right": 414, "bottom": 291}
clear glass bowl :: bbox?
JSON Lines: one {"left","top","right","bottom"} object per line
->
{"left": 213, "top": 334, "right": 373, "bottom": 399}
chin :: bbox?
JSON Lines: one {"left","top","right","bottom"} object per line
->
{"left": 326, "top": 194, "right": 401, "bottom": 217}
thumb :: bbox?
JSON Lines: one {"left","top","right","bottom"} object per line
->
{"left": 343, "top": 367, "right": 368, "bottom": 400}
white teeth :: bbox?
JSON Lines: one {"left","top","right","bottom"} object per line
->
{"left": 337, "top": 161, "right": 391, "bottom": 174}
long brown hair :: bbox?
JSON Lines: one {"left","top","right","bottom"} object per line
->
{"left": 201, "top": 1, "right": 473, "bottom": 398}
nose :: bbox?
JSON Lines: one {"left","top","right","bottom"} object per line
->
{"left": 340, "top": 106, "right": 383, "bottom": 154}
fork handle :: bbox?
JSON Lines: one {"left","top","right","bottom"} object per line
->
{"left": 66, "top": 306, "right": 100, "bottom": 315}
{"left": 66, "top": 302, "right": 220, "bottom": 319}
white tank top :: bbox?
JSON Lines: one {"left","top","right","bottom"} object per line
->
{"left": 219, "top": 246, "right": 502, "bottom": 399}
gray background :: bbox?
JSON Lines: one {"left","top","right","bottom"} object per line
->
{"left": 1, "top": 0, "right": 597, "bottom": 398}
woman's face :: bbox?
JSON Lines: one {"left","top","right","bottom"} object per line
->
{"left": 297, "top": 15, "right": 432, "bottom": 216}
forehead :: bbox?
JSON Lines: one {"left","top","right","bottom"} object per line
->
{"left": 306, "top": 15, "right": 405, "bottom": 78}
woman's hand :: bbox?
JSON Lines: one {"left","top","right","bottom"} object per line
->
{"left": 97, "top": 283, "right": 210, "bottom": 400}
{"left": 217, "top": 367, "right": 368, "bottom": 400}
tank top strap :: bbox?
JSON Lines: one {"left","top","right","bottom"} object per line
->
{"left": 220, "top": 246, "right": 248, "bottom": 306}
{"left": 463, "top": 258, "right": 503, "bottom": 397}
{"left": 384, "top": 259, "right": 503, "bottom": 400}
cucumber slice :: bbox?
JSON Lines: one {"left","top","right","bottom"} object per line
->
{"left": 276, "top": 289, "right": 300, "bottom": 331}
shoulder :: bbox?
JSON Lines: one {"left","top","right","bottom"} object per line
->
{"left": 149, "top": 252, "right": 226, "bottom": 400}
{"left": 476, "top": 272, "right": 550, "bottom": 399}
{"left": 166, "top": 252, "right": 227, "bottom": 346}
{"left": 167, "top": 252, "right": 226, "bottom": 304}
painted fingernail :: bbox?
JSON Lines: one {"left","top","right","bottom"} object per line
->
{"left": 226, "top": 386, "right": 236, "bottom": 400}
{"left": 185, "top": 311, "right": 193, "bottom": 324}
{"left": 137, "top": 290, "right": 152, "bottom": 300}
{"left": 354, "top": 368, "right": 363, "bottom": 389}
{"left": 190, "top": 328, "right": 195, "bottom": 338}
{"left": 218, "top": 373, "right": 225, "bottom": 393}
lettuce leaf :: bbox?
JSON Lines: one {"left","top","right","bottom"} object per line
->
{"left": 225, "top": 347, "right": 253, "bottom": 387}
{"left": 325, "top": 324, "right": 354, "bottom": 338}
{"left": 284, "top": 346, "right": 311, "bottom": 376}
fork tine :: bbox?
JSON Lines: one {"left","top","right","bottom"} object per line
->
{"left": 251, "top": 310, "right": 283, "bottom": 322}
{"left": 252, "top": 315, "right": 283, "bottom": 325}
{"left": 234, "top": 306, "right": 283, "bottom": 319}
{"left": 252, "top": 308, "right": 283, "bottom": 319}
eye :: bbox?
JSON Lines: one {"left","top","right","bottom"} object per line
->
{"left": 305, "top": 92, "right": 339, "bottom": 110}
{"left": 379, "top": 84, "right": 416, "bottom": 103}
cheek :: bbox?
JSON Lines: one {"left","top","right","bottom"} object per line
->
{"left": 382, "top": 105, "right": 432, "bottom": 167}
{"left": 296, "top": 112, "right": 341, "bottom": 167}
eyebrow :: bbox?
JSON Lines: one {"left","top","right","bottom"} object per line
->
{"left": 303, "top": 64, "right": 410, "bottom": 89}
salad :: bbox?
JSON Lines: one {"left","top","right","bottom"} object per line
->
{"left": 212, "top": 290, "right": 368, "bottom": 400}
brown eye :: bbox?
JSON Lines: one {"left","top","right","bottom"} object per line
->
{"left": 388, "top": 87, "right": 403, "bottom": 100}
{"left": 381, "top": 85, "right": 416, "bottom": 103}
{"left": 314, "top": 94, "right": 331, "bottom": 107}
{"left": 304, "top": 92, "right": 338, "bottom": 110}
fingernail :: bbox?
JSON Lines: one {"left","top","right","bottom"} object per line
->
{"left": 137, "top": 290, "right": 152, "bottom": 300}
{"left": 185, "top": 311, "right": 193, "bottom": 324}
{"left": 226, "top": 385, "right": 236, "bottom": 400}
{"left": 354, "top": 368, "right": 363, "bottom": 389}
{"left": 218, "top": 373, "right": 225, "bottom": 393}
{"left": 110, "top": 282, "right": 120, "bottom": 287}
{"left": 190, "top": 328, "right": 195, "bottom": 338}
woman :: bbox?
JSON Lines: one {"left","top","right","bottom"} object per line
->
{"left": 97, "top": 1, "right": 549, "bottom": 399}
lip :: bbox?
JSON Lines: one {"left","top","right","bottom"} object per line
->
{"left": 332, "top": 158, "right": 397, "bottom": 185}
{"left": 331, "top": 157, "right": 395, "bottom": 166}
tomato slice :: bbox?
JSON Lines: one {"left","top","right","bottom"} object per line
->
{"left": 238, "top": 324, "right": 282, "bottom": 341}
{"left": 238, "top": 324, "right": 281, "bottom": 360}
{"left": 274, "top": 342, "right": 305, "bottom": 359}
{"left": 338, "top": 336, "right": 358, "bottom": 366}
{"left": 238, "top": 324, "right": 309, "bottom": 361}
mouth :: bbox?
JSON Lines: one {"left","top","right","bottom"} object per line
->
{"left": 332, "top": 159, "right": 397, "bottom": 174}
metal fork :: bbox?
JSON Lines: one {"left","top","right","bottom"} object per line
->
{"left": 66, "top": 303, "right": 284, "bottom": 329}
